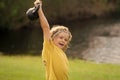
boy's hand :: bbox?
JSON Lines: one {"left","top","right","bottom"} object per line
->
{"left": 34, "top": 0, "right": 42, "bottom": 8}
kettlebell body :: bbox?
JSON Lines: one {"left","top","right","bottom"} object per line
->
{"left": 26, "top": 5, "right": 40, "bottom": 21}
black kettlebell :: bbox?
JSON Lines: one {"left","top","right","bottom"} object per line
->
{"left": 26, "top": 4, "right": 40, "bottom": 21}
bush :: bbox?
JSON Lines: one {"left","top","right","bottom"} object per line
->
{"left": 0, "top": 0, "right": 119, "bottom": 29}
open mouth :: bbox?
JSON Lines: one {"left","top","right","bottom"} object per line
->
{"left": 59, "top": 43, "right": 64, "bottom": 47}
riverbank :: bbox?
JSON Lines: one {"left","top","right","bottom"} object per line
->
{"left": 0, "top": 18, "right": 120, "bottom": 58}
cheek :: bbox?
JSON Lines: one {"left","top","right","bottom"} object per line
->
{"left": 65, "top": 42, "right": 68, "bottom": 46}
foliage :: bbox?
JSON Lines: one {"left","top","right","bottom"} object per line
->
{"left": 0, "top": 0, "right": 120, "bottom": 29}
{"left": 43, "top": 0, "right": 116, "bottom": 22}
{"left": 0, "top": 56, "right": 120, "bottom": 80}
{"left": 0, "top": 0, "right": 33, "bottom": 29}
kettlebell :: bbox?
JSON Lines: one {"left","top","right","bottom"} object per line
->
{"left": 26, "top": 4, "right": 40, "bottom": 21}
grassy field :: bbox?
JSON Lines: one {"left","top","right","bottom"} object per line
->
{"left": 0, "top": 56, "right": 120, "bottom": 80}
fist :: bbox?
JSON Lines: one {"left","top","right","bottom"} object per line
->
{"left": 34, "top": 0, "right": 42, "bottom": 7}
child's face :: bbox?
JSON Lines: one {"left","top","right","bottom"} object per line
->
{"left": 53, "top": 32, "right": 69, "bottom": 50}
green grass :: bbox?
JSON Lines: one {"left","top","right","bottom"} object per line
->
{"left": 0, "top": 56, "right": 120, "bottom": 80}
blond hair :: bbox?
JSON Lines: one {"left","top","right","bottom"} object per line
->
{"left": 50, "top": 25, "right": 72, "bottom": 51}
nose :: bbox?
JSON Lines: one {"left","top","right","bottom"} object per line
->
{"left": 62, "top": 39, "right": 66, "bottom": 43}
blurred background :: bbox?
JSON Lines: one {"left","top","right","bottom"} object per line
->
{"left": 0, "top": 0, "right": 120, "bottom": 63}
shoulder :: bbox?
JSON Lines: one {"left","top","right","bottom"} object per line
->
{"left": 43, "top": 38, "right": 53, "bottom": 46}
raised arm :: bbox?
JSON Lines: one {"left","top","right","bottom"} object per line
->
{"left": 34, "top": 0, "right": 51, "bottom": 40}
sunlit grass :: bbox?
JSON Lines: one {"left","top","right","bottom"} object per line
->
{"left": 0, "top": 56, "right": 120, "bottom": 80}
{"left": 69, "top": 59, "right": 120, "bottom": 80}
{"left": 0, "top": 56, "right": 45, "bottom": 80}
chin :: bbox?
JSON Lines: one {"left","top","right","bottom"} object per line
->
{"left": 59, "top": 47, "right": 63, "bottom": 49}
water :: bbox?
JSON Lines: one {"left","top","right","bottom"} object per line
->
{"left": 0, "top": 18, "right": 120, "bottom": 56}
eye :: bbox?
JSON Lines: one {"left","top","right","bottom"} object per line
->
{"left": 60, "top": 36, "right": 63, "bottom": 39}
{"left": 65, "top": 38, "right": 68, "bottom": 42}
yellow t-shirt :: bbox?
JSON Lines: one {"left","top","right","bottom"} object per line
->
{"left": 42, "top": 39, "right": 69, "bottom": 80}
